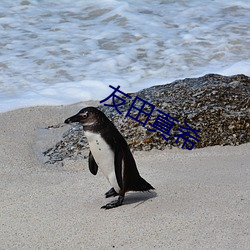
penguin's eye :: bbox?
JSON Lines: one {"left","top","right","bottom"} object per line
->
{"left": 79, "top": 112, "right": 88, "bottom": 119}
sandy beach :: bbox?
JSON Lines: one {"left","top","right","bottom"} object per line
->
{"left": 0, "top": 102, "right": 249, "bottom": 249}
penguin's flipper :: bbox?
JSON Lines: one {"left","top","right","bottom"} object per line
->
{"left": 105, "top": 187, "right": 118, "bottom": 198}
{"left": 101, "top": 196, "right": 124, "bottom": 209}
{"left": 114, "top": 146, "right": 124, "bottom": 190}
{"left": 88, "top": 151, "right": 98, "bottom": 175}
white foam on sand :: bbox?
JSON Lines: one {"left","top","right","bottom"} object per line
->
{"left": 0, "top": 0, "right": 249, "bottom": 112}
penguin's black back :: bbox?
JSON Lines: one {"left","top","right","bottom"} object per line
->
{"left": 68, "top": 106, "right": 154, "bottom": 192}
{"left": 99, "top": 115, "right": 154, "bottom": 192}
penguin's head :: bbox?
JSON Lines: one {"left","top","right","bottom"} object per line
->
{"left": 65, "top": 107, "right": 109, "bottom": 130}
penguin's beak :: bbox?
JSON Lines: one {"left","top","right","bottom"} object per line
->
{"left": 64, "top": 114, "right": 81, "bottom": 124}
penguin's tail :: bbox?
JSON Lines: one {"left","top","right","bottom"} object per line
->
{"left": 132, "top": 176, "right": 154, "bottom": 192}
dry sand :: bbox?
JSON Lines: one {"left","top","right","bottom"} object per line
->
{"left": 0, "top": 102, "right": 249, "bottom": 249}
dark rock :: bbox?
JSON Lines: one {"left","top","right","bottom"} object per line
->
{"left": 43, "top": 74, "right": 250, "bottom": 164}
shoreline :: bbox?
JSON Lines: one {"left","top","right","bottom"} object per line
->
{"left": 0, "top": 103, "right": 249, "bottom": 249}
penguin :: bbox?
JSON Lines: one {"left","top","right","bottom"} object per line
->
{"left": 65, "top": 107, "right": 154, "bottom": 209}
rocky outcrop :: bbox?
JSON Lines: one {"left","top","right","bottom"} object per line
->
{"left": 44, "top": 74, "right": 250, "bottom": 163}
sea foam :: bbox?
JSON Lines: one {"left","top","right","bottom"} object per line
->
{"left": 0, "top": 0, "right": 249, "bottom": 112}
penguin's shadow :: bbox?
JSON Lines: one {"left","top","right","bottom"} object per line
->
{"left": 123, "top": 191, "right": 157, "bottom": 208}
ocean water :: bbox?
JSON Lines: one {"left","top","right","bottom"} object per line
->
{"left": 0, "top": 0, "right": 250, "bottom": 112}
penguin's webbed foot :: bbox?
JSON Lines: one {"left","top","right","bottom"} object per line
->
{"left": 105, "top": 187, "right": 118, "bottom": 198}
{"left": 101, "top": 196, "right": 124, "bottom": 209}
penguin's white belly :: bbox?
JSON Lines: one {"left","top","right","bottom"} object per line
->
{"left": 85, "top": 131, "right": 120, "bottom": 193}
